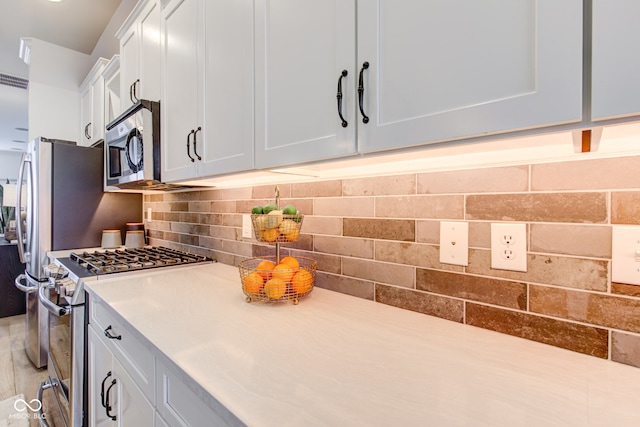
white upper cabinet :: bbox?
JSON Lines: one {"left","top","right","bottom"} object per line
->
{"left": 254, "top": 0, "right": 357, "bottom": 169}
{"left": 357, "top": 0, "right": 583, "bottom": 153}
{"left": 160, "top": 0, "right": 254, "bottom": 183}
{"left": 591, "top": 0, "right": 640, "bottom": 121}
{"left": 79, "top": 58, "right": 109, "bottom": 146}
{"left": 118, "top": 0, "right": 162, "bottom": 112}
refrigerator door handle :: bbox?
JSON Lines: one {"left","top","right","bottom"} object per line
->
{"left": 14, "top": 274, "right": 37, "bottom": 294}
{"left": 16, "top": 152, "right": 30, "bottom": 263}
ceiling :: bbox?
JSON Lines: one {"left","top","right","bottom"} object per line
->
{"left": 0, "top": 0, "right": 122, "bottom": 153}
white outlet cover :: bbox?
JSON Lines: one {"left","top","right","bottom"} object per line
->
{"left": 439, "top": 221, "right": 469, "bottom": 266}
{"left": 490, "top": 223, "right": 527, "bottom": 272}
{"left": 242, "top": 214, "right": 253, "bottom": 238}
{"left": 612, "top": 225, "right": 640, "bottom": 286}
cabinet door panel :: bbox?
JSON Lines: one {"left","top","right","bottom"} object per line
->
{"left": 120, "top": 27, "right": 139, "bottom": 112}
{"left": 198, "top": 0, "right": 254, "bottom": 176}
{"left": 139, "top": 0, "right": 162, "bottom": 102}
{"left": 255, "top": 0, "right": 356, "bottom": 169}
{"left": 358, "top": 0, "right": 582, "bottom": 153}
{"left": 88, "top": 327, "right": 115, "bottom": 427}
{"left": 161, "top": 0, "right": 200, "bottom": 181}
{"left": 114, "top": 358, "right": 155, "bottom": 427}
{"left": 80, "top": 86, "right": 92, "bottom": 146}
{"left": 592, "top": 0, "right": 640, "bottom": 120}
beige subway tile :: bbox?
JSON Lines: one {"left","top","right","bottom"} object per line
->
{"left": 530, "top": 285, "right": 640, "bottom": 334}
{"left": 210, "top": 200, "right": 236, "bottom": 214}
{"left": 252, "top": 184, "right": 291, "bottom": 199}
{"left": 467, "top": 249, "right": 609, "bottom": 292}
{"left": 416, "top": 269, "right": 527, "bottom": 310}
{"left": 314, "top": 235, "right": 373, "bottom": 259}
{"left": 302, "top": 216, "right": 343, "bottom": 236}
{"left": 342, "top": 174, "right": 416, "bottom": 196}
{"left": 418, "top": 166, "right": 529, "bottom": 194}
{"left": 314, "top": 272, "right": 374, "bottom": 300}
{"left": 314, "top": 197, "right": 374, "bottom": 217}
{"left": 221, "top": 239, "right": 253, "bottom": 257}
{"left": 375, "top": 195, "right": 464, "bottom": 219}
{"left": 189, "top": 201, "right": 213, "bottom": 213}
{"left": 612, "top": 283, "right": 640, "bottom": 298}
{"left": 200, "top": 213, "right": 222, "bottom": 225}
{"left": 532, "top": 156, "right": 640, "bottom": 191}
{"left": 376, "top": 284, "right": 464, "bottom": 323}
{"left": 217, "top": 187, "right": 253, "bottom": 201}
{"left": 195, "top": 189, "right": 218, "bottom": 201}
{"left": 222, "top": 214, "right": 242, "bottom": 227}
{"left": 343, "top": 257, "right": 414, "bottom": 288}
{"left": 469, "top": 221, "right": 491, "bottom": 249}
{"left": 199, "top": 236, "right": 222, "bottom": 251}
{"left": 148, "top": 194, "right": 163, "bottom": 202}
{"left": 171, "top": 223, "right": 210, "bottom": 236}
{"left": 290, "top": 251, "right": 341, "bottom": 275}
{"left": 179, "top": 212, "right": 201, "bottom": 224}
{"left": 291, "top": 180, "right": 342, "bottom": 198}
{"left": 209, "top": 225, "right": 236, "bottom": 240}
{"left": 612, "top": 192, "right": 640, "bottom": 224}
{"left": 465, "top": 303, "right": 608, "bottom": 358}
{"left": 170, "top": 201, "right": 189, "bottom": 212}
{"left": 375, "top": 240, "right": 463, "bottom": 272}
{"left": 281, "top": 234, "right": 313, "bottom": 252}
{"left": 612, "top": 331, "right": 640, "bottom": 369}
{"left": 530, "top": 224, "right": 611, "bottom": 258}
{"left": 415, "top": 220, "right": 440, "bottom": 244}
{"left": 343, "top": 218, "right": 415, "bottom": 242}
{"left": 179, "top": 234, "right": 199, "bottom": 246}
{"left": 466, "top": 193, "right": 607, "bottom": 223}
{"left": 164, "top": 191, "right": 201, "bottom": 202}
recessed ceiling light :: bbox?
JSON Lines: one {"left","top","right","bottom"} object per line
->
{"left": 48, "top": 0, "right": 63, "bottom": 2}
{"left": 15, "top": 127, "right": 28, "bottom": 132}
{"left": 12, "top": 140, "right": 26, "bottom": 143}
{"left": 11, "top": 148, "right": 24, "bottom": 151}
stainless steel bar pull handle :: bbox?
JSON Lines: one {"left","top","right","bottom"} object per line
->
{"left": 193, "top": 126, "right": 202, "bottom": 161}
{"left": 337, "top": 70, "right": 348, "bottom": 128}
{"left": 14, "top": 274, "right": 36, "bottom": 294}
{"left": 358, "top": 62, "right": 370, "bottom": 124}
{"left": 186, "top": 130, "right": 196, "bottom": 162}
{"left": 16, "top": 152, "right": 29, "bottom": 263}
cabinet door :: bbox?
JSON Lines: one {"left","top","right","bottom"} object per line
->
{"left": 357, "top": 0, "right": 583, "bottom": 153}
{"left": 160, "top": 0, "right": 200, "bottom": 182}
{"left": 139, "top": 0, "right": 162, "bottom": 102}
{"left": 254, "top": 0, "right": 357, "bottom": 169}
{"left": 120, "top": 23, "right": 139, "bottom": 112}
{"left": 592, "top": 0, "right": 640, "bottom": 121}
{"left": 80, "top": 85, "right": 93, "bottom": 146}
{"left": 91, "top": 74, "right": 106, "bottom": 143}
{"left": 113, "top": 357, "right": 154, "bottom": 427}
{"left": 88, "top": 327, "right": 116, "bottom": 427}
{"left": 198, "top": 0, "right": 254, "bottom": 177}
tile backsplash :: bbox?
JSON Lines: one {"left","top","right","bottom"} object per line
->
{"left": 144, "top": 155, "right": 640, "bottom": 368}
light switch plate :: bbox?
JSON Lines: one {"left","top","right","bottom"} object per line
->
{"left": 612, "top": 225, "right": 640, "bottom": 286}
{"left": 439, "top": 221, "right": 469, "bottom": 266}
{"left": 242, "top": 214, "right": 253, "bottom": 239}
{"left": 491, "top": 223, "right": 527, "bottom": 272}
{"left": 147, "top": 207, "right": 152, "bottom": 222}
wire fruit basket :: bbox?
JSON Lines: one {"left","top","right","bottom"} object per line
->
{"left": 238, "top": 255, "right": 316, "bottom": 304}
{"left": 251, "top": 213, "right": 304, "bottom": 243}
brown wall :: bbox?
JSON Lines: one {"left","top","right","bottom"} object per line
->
{"left": 144, "top": 155, "right": 640, "bottom": 368}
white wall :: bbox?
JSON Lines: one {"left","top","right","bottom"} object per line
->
{"left": 0, "top": 151, "right": 23, "bottom": 181}
{"left": 91, "top": 0, "right": 138, "bottom": 63}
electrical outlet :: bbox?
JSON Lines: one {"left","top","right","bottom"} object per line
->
{"left": 612, "top": 225, "right": 640, "bottom": 286}
{"left": 242, "top": 214, "right": 253, "bottom": 239}
{"left": 439, "top": 221, "right": 469, "bottom": 266}
{"left": 491, "top": 223, "right": 527, "bottom": 272}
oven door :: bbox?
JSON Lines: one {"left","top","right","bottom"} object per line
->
{"left": 38, "top": 281, "right": 73, "bottom": 427}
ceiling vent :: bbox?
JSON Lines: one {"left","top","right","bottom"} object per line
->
{"left": 0, "top": 73, "right": 28, "bottom": 90}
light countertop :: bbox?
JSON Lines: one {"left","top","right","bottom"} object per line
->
{"left": 84, "top": 263, "right": 640, "bottom": 426}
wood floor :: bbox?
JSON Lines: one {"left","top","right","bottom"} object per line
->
{"left": 0, "top": 314, "right": 64, "bottom": 427}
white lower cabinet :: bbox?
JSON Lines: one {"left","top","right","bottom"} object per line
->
{"left": 88, "top": 327, "right": 153, "bottom": 426}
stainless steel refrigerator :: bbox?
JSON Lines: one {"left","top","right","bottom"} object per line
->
{"left": 13, "top": 137, "right": 142, "bottom": 368}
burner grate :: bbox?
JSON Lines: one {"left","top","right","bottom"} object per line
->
{"left": 69, "top": 246, "right": 212, "bottom": 275}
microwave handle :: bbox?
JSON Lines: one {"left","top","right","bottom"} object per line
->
{"left": 16, "top": 152, "right": 30, "bottom": 263}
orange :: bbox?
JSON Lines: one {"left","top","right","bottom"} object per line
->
{"left": 242, "top": 272, "right": 264, "bottom": 294}
{"left": 263, "top": 278, "right": 287, "bottom": 299}
{"left": 259, "top": 228, "right": 278, "bottom": 242}
{"left": 291, "top": 269, "right": 313, "bottom": 294}
{"left": 255, "top": 260, "right": 275, "bottom": 280}
{"left": 279, "top": 256, "right": 300, "bottom": 270}
{"left": 272, "top": 263, "right": 295, "bottom": 283}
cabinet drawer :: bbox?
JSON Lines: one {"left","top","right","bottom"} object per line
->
{"left": 89, "top": 293, "right": 155, "bottom": 404}
{"left": 156, "top": 358, "right": 242, "bottom": 427}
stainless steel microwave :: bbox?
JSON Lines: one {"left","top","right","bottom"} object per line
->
{"left": 105, "top": 100, "right": 162, "bottom": 189}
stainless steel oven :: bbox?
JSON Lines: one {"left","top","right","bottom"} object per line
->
{"left": 38, "top": 246, "right": 213, "bottom": 426}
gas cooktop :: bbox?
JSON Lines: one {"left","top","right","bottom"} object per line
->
{"left": 69, "top": 246, "right": 213, "bottom": 275}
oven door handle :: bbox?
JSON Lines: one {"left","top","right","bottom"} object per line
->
{"left": 38, "top": 284, "right": 69, "bottom": 317}
{"left": 14, "top": 274, "right": 37, "bottom": 294}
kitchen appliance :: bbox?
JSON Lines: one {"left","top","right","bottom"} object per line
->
{"left": 14, "top": 137, "right": 142, "bottom": 370}
{"left": 105, "top": 99, "right": 169, "bottom": 190}
{"left": 39, "top": 246, "right": 213, "bottom": 427}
